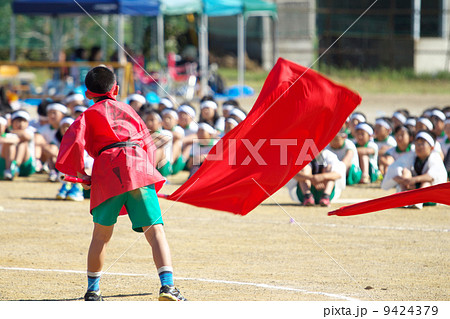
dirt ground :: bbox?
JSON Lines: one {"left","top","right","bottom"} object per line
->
{"left": 0, "top": 93, "right": 449, "bottom": 301}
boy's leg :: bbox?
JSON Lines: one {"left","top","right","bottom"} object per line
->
{"left": 142, "top": 224, "right": 172, "bottom": 271}
{"left": 359, "top": 155, "right": 370, "bottom": 183}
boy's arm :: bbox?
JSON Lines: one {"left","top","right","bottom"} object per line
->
{"left": 357, "top": 146, "right": 375, "bottom": 156}
{"left": 10, "top": 129, "right": 32, "bottom": 142}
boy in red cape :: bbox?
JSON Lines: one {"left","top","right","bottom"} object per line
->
{"left": 56, "top": 66, "right": 185, "bottom": 301}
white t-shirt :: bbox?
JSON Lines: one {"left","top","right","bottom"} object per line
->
{"left": 183, "top": 121, "right": 198, "bottom": 136}
{"left": 356, "top": 140, "right": 378, "bottom": 169}
{"left": 374, "top": 136, "right": 397, "bottom": 152}
{"left": 381, "top": 151, "right": 447, "bottom": 190}
{"left": 37, "top": 124, "right": 58, "bottom": 144}
{"left": 385, "top": 144, "right": 415, "bottom": 161}
{"left": 326, "top": 139, "right": 359, "bottom": 168}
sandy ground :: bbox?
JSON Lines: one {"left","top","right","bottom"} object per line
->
{"left": 1, "top": 92, "right": 449, "bottom": 301}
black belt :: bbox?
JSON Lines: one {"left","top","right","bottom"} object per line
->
{"left": 98, "top": 142, "right": 141, "bottom": 156}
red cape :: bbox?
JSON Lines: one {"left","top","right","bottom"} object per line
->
{"left": 329, "top": 183, "right": 450, "bottom": 216}
{"left": 166, "top": 58, "right": 362, "bottom": 215}
{"left": 56, "top": 99, "right": 165, "bottom": 214}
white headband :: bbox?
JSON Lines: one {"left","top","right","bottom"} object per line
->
{"left": 64, "top": 93, "right": 84, "bottom": 104}
{"left": 375, "top": 119, "right": 391, "bottom": 130}
{"left": 128, "top": 94, "right": 146, "bottom": 105}
{"left": 350, "top": 113, "right": 366, "bottom": 123}
{"left": 431, "top": 109, "right": 446, "bottom": 121}
{"left": 416, "top": 131, "right": 435, "bottom": 147}
{"left": 222, "top": 104, "right": 235, "bottom": 112}
{"left": 226, "top": 118, "right": 239, "bottom": 127}
{"left": 230, "top": 109, "right": 246, "bottom": 122}
{"left": 178, "top": 105, "right": 196, "bottom": 119}
{"left": 74, "top": 105, "right": 87, "bottom": 113}
{"left": 200, "top": 100, "right": 218, "bottom": 110}
{"left": 417, "top": 117, "right": 433, "bottom": 131}
{"left": 159, "top": 98, "right": 174, "bottom": 109}
{"left": 0, "top": 116, "right": 8, "bottom": 126}
{"left": 198, "top": 122, "right": 216, "bottom": 135}
{"left": 393, "top": 112, "right": 407, "bottom": 124}
{"left": 60, "top": 117, "right": 75, "bottom": 127}
{"left": 11, "top": 110, "right": 30, "bottom": 122}
{"left": 356, "top": 122, "right": 373, "bottom": 136}
{"left": 405, "top": 118, "right": 416, "bottom": 126}
{"left": 162, "top": 108, "right": 179, "bottom": 121}
{"left": 47, "top": 103, "right": 68, "bottom": 114}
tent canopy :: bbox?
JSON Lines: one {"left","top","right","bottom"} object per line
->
{"left": 12, "top": 0, "right": 160, "bottom": 16}
{"left": 160, "top": 0, "right": 202, "bottom": 15}
{"left": 243, "top": 0, "right": 277, "bottom": 17}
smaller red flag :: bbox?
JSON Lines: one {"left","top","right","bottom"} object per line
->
{"left": 328, "top": 183, "right": 450, "bottom": 216}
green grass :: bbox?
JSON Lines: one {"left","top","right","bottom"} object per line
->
{"left": 219, "top": 66, "right": 450, "bottom": 95}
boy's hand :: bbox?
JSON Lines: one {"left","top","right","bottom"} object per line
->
{"left": 77, "top": 172, "right": 91, "bottom": 190}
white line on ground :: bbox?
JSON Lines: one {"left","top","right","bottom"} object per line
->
{"left": 0, "top": 266, "right": 359, "bottom": 301}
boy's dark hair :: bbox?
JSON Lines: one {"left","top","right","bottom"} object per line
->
{"left": 223, "top": 99, "right": 239, "bottom": 108}
{"left": 394, "top": 125, "right": 413, "bottom": 138}
{"left": 85, "top": 66, "right": 116, "bottom": 94}
{"left": 395, "top": 109, "right": 410, "bottom": 117}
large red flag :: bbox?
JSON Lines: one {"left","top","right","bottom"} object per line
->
{"left": 328, "top": 183, "right": 450, "bottom": 216}
{"left": 167, "top": 58, "right": 362, "bottom": 215}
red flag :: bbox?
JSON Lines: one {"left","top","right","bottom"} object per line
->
{"left": 167, "top": 58, "right": 362, "bottom": 215}
{"left": 329, "top": 183, "right": 450, "bottom": 216}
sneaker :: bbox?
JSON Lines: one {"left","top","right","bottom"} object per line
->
{"left": 302, "top": 193, "right": 315, "bottom": 206}
{"left": 158, "top": 285, "right": 187, "bottom": 301}
{"left": 48, "top": 169, "right": 58, "bottom": 182}
{"left": 319, "top": 197, "right": 331, "bottom": 207}
{"left": 3, "top": 169, "right": 13, "bottom": 181}
{"left": 66, "top": 184, "right": 84, "bottom": 201}
{"left": 84, "top": 290, "right": 103, "bottom": 301}
{"left": 56, "top": 183, "right": 70, "bottom": 200}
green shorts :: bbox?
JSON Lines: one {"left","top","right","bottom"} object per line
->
{"left": 296, "top": 184, "right": 335, "bottom": 204}
{"left": 157, "top": 161, "right": 172, "bottom": 177}
{"left": 0, "top": 157, "right": 4, "bottom": 179}
{"left": 171, "top": 156, "right": 186, "bottom": 175}
{"left": 369, "top": 162, "right": 380, "bottom": 183}
{"left": 347, "top": 164, "right": 362, "bottom": 185}
{"left": 92, "top": 184, "right": 163, "bottom": 233}
{"left": 19, "top": 157, "right": 36, "bottom": 177}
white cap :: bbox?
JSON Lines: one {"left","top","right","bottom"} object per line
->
{"left": 161, "top": 108, "right": 179, "bottom": 121}
{"left": 64, "top": 93, "right": 84, "bottom": 104}
{"left": 128, "top": 93, "right": 146, "bottom": 105}
{"left": 392, "top": 112, "right": 407, "bottom": 124}
{"left": 0, "top": 116, "right": 8, "bottom": 126}
{"left": 159, "top": 97, "right": 174, "bottom": 109}
{"left": 74, "top": 105, "right": 87, "bottom": 113}
{"left": 226, "top": 118, "right": 239, "bottom": 127}
{"left": 230, "top": 108, "right": 246, "bottom": 122}
{"left": 431, "top": 109, "right": 446, "bottom": 121}
{"left": 198, "top": 122, "right": 216, "bottom": 135}
{"left": 350, "top": 113, "right": 366, "bottom": 123}
{"left": 11, "top": 110, "right": 30, "bottom": 122}
{"left": 200, "top": 100, "right": 218, "bottom": 110}
{"left": 375, "top": 118, "right": 391, "bottom": 130}
{"left": 47, "top": 103, "right": 68, "bottom": 114}
{"left": 417, "top": 117, "right": 433, "bottom": 131}
{"left": 416, "top": 131, "right": 435, "bottom": 147}
{"left": 355, "top": 122, "right": 373, "bottom": 136}
{"left": 60, "top": 117, "right": 75, "bottom": 127}
{"left": 178, "top": 104, "right": 196, "bottom": 119}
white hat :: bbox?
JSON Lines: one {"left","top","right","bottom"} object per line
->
{"left": 375, "top": 118, "right": 391, "bottom": 130}
{"left": 128, "top": 94, "right": 146, "bottom": 105}
{"left": 161, "top": 108, "right": 179, "bottom": 121}
{"left": 178, "top": 104, "right": 196, "bottom": 119}
{"left": 159, "top": 97, "right": 174, "bottom": 109}
{"left": 64, "top": 93, "right": 84, "bottom": 104}
{"left": 392, "top": 112, "right": 407, "bottom": 124}
{"left": 200, "top": 100, "right": 218, "bottom": 110}
{"left": 230, "top": 108, "right": 246, "bottom": 122}
{"left": 198, "top": 122, "right": 216, "bottom": 135}
{"left": 355, "top": 122, "right": 373, "bottom": 136}
{"left": 417, "top": 117, "right": 433, "bottom": 131}
{"left": 47, "top": 103, "right": 68, "bottom": 114}
{"left": 0, "top": 116, "right": 8, "bottom": 126}
{"left": 74, "top": 105, "right": 87, "bottom": 113}
{"left": 226, "top": 118, "right": 239, "bottom": 127}
{"left": 416, "top": 131, "right": 435, "bottom": 147}
{"left": 60, "top": 117, "right": 75, "bottom": 127}
{"left": 11, "top": 110, "right": 30, "bottom": 122}
{"left": 431, "top": 109, "right": 446, "bottom": 121}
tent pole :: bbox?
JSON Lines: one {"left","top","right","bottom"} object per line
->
{"left": 273, "top": 16, "right": 278, "bottom": 66}
{"left": 74, "top": 17, "right": 80, "bottom": 48}
{"left": 199, "top": 14, "right": 209, "bottom": 96}
{"left": 102, "top": 15, "right": 108, "bottom": 61}
{"left": 10, "top": 15, "right": 16, "bottom": 61}
{"left": 237, "top": 14, "right": 245, "bottom": 94}
{"left": 157, "top": 13, "right": 165, "bottom": 63}
{"left": 117, "top": 14, "right": 126, "bottom": 63}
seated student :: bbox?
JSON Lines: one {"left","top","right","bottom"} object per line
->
{"left": 73, "top": 105, "right": 88, "bottom": 119}
{"left": 285, "top": 149, "right": 346, "bottom": 207}
{"left": 391, "top": 110, "right": 408, "bottom": 129}
{"left": 127, "top": 93, "right": 147, "bottom": 118}
{"left": 63, "top": 93, "right": 85, "bottom": 115}
{"left": 157, "top": 97, "right": 175, "bottom": 113}
{"left": 144, "top": 110, "right": 173, "bottom": 177}
{"left": 35, "top": 102, "right": 68, "bottom": 181}
{"left": 0, "top": 110, "right": 35, "bottom": 180}
{"left": 186, "top": 122, "right": 218, "bottom": 178}
{"left": 228, "top": 108, "right": 247, "bottom": 124}
{"left": 161, "top": 108, "right": 186, "bottom": 175}
{"left": 199, "top": 96, "right": 225, "bottom": 134}
{"left": 405, "top": 117, "right": 417, "bottom": 137}
{"left": 381, "top": 125, "right": 415, "bottom": 170}
{"left": 430, "top": 109, "right": 446, "bottom": 145}
{"left": 222, "top": 99, "right": 239, "bottom": 118}
{"left": 348, "top": 112, "right": 366, "bottom": 141}
{"left": 177, "top": 103, "right": 198, "bottom": 160}
{"left": 326, "top": 128, "right": 361, "bottom": 185}
{"left": 354, "top": 122, "right": 379, "bottom": 183}
{"left": 442, "top": 119, "right": 450, "bottom": 178}
{"left": 224, "top": 117, "right": 239, "bottom": 135}
{"left": 416, "top": 117, "right": 444, "bottom": 160}
{"left": 374, "top": 117, "right": 397, "bottom": 175}
{"left": 381, "top": 130, "right": 446, "bottom": 209}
